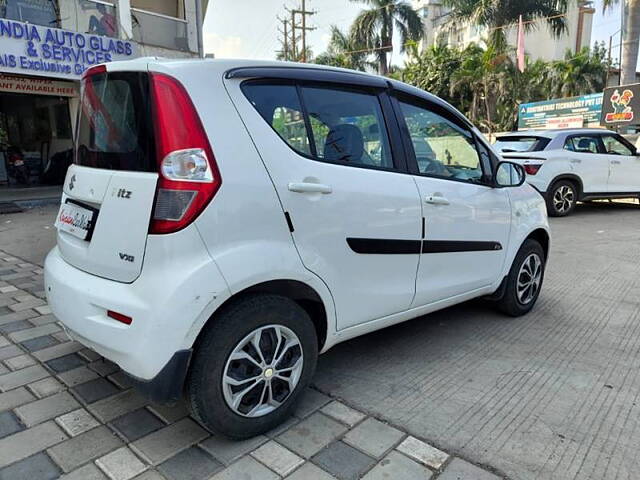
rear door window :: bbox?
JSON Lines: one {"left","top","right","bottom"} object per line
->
{"left": 242, "top": 81, "right": 394, "bottom": 169}
{"left": 494, "top": 136, "right": 550, "bottom": 153}
{"left": 564, "top": 135, "right": 600, "bottom": 154}
{"left": 76, "top": 72, "right": 155, "bottom": 172}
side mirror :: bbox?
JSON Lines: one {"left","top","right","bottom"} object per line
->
{"left": 495, "top": 161, "right": 526, "bottom": 188}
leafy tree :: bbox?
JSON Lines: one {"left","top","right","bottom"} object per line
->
{"left": 546, "top": 45, "right": 608, "bottom": 98}
{"left": 350, "top": 0, "right": 424, "bottom": 75}
{"left": 442, "top": 0, "right": 571, "bottom": 51}
{"left": 314, "top": 26, "right": 374, "bottom": 71}
{"left": 603, "top": 0, "right": 640, "bottom": 85}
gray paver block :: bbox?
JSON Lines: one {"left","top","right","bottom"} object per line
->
{"left": 294, "top": 388, "right": 332, "bottom": 419}
{"left": 58, "top": 366, "right": 100, "bottom": 387}
{"left": 251, "top": 440, "right": 304, "bottom": 477}
{"left": 72, "top": 377, "right": 119, "bottom": 403}
{"left": 8, "top": 323, "right": 59, "bottom": 343}
{"left": 437, "top": 458, "right": 502, "bottom": 480}
{"left": 130, "top": 418, "right": 209, "bottom": 465}
{"left": 78, "top": 349, "right": 102, "bottom": 362}
{"left": 396, "top": 436, "right": 449, "bottom": 470}
{"left": 312, "top": 441, "right": 376, "bottom": 480}
{"left": 343, "top": 417, "right": 405, "bottom": 458}
{"left": 362, "top": 450, "right": 433, "bottom": 480}
{"left": 0, "top": 336, "right": 8, "bottom": 348}
{"left": 199, "top": 433, "right": 268, "bottom": 466}
{"left": 147, "top": 401, "right": 189, "bottom": 424}
{"left": 55, "top": 408, "right": 100, "bottom": 437}
{"left": 0, "top": 410, "right": 24, "bottom": 439}
{"left": 285, "top": 462, "right": 336, "bottom": 480}
{"left": 15, "top": 391, "right": 80, "bottom": 427}
{"left": 320, "top": 400, "right": 367, "bottom": 427}
{"left": 60, "top": 463, "right": 108, "bottom": 480}
{"left": 88, "top": 359, "right": 120, "bottom": 377}
{"left": 8, "top": 297, "right": 45, "bottom": 312}
{"left": 46, "top": 353, "right": 86, "bottom": 373}
{"left": 0, "top": 387, "right": 35, "bottom": 411}
{"left": 4, "top": 353, "right": 37, "bottom": 371}
{"left": 108, "top": 371, "right": 134, "bottom": 390}
{"left": 0, "top": 344, "right": 24, "bottom": 361}
{"left": 0, "top": 451, "right": 61, "bottom": 480}
{"left": 110, "top": 408, "right": 165, "bottom": 442}
{"left": 277, "top": 412, "right": 348, "bottom": 458}
{"left": 210, "top": 456, "right": 279, "bottom": 480}
{"left": 33, "top": 341, "right": 84, "bottom": 363}
{"left": 47, "top": 425, "right": 124, "bottom": 472}
{"left": 28, "top": 314, "right": 59, "bottom": 326}
{"left": 88, "top": 389, "right": 149, "bottom": 423}
{"left": 0, "top": 421, "right": 67, "bottom": 468}
{"left": 34, "top": 305, "right": 52, "bottom": 315}
{"left": 157, "top": 446, "right": 223, "bottom": 480}
{"left": 0, "top": 309, "right": 38, "bottom": 326}
{"left": 0, "top": 364, "right": 50, "bottom": 391}
{"left": 132, "top": 471, "right": 167, "bottom": 480}
{"left": 28, "top": 377, "right": 65, "bottom": 398}
{"left": 96, "top": 446, "right": 148, "bottom": 480}
{"left": 20, "top": 335, "right": 59, "bottom": 351}
{"left": 0, "top": 320, "right": 33, "bottom": 334}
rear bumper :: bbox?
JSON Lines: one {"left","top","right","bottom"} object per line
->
{"left": 44, "top": 226, "right": 230, "bottom": 383}
{"left": 126, "top": 349, "right": 192, "bottom": 404}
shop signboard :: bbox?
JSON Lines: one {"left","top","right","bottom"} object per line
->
{"left": 600, "top": 83, "right": 640, "bottom": 127}
{"left": 517, "top": 93, "right": 603, "bottom": 130}
{"left": 0, "top": 73, "right": 78, "bottom": 96}
{"left": 0, "top": 17, "right": 138, "bottom": 80}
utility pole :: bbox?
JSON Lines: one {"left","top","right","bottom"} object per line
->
{"left": 293, "top": 0, "right": 315, "bottom": 62}
{"left": 283, "top": 1, "right": 315, "bottom": 62}
{"left": 290, "top": 8, "right": 297, "bottom": 61}
{"left": 277, "top": 16, "right": 289, "bottom": 60}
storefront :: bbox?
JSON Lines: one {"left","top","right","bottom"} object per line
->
{"left": 0, "top": 5, "right": 137, "bottom": 189}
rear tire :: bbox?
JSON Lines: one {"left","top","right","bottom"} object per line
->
{"left": 546, "top": 180, "right": 577, "bottom": 217}
{"left": 495, "top": 239, "right": 545, "bottom": 317}
{"left": 186, "top": 294, "right": 318, "bottom": 439}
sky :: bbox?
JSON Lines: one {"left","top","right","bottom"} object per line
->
{"left": 203, "top": 0, "right": 627, "bottom": 66}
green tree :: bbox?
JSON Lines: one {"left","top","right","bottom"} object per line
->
{"left": 546, "top": 45, "right": 608, "bottom": 98}
{"left": 442, "top": 0, "right": 571, "bottom": 51}
{"left": 350, "top": 0, "right": 424, "bottom": 75}
{"left": 604, "top": 0, "right": 640, "bottom": 85}
{"left": 314, "top": 25, "right": 374, "bottom": 71}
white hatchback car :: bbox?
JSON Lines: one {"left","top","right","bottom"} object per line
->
{"left": 495, "top": 129, "right": 640, "bottom": 216}
{"left": 45, "top": 58, "right": 550, "bottom": 438}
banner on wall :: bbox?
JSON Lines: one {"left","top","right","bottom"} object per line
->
{"left": 0, "top": 73, "right": 78, "bottom": 96}
{"left": 517, "top": 93, "right": 603, "bottom": 130}
{"left": 0, "top": 18, "right": 138, "bottom": 80}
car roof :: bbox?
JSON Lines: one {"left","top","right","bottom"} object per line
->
{"left": 496, "top": 128, "right": 611, "bottom": 140}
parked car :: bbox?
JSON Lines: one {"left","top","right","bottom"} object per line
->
{"left": 495, "top": 129, "right": 640, "bottom": 216}
{"left": 45, "top": 59, "right": 550, "bottom": 439}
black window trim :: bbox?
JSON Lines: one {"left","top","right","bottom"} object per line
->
{"left": 240, "top": 78, "right": 408, "bottom": 174}
{"left": 390, "top": 91, "right": 494, "bottom": 188}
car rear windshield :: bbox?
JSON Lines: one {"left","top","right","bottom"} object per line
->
{"left": 494, "top": 136, "right": 550, "bottom": 153}
{"left": 75, "top": 71, "right": 156, "bottom": 172}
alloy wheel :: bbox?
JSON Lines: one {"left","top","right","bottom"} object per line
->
{"left": 517, "top": 253, "right": 543, "bottom": 305}
{"left": 222, "top": 325, "right": 303, "bottom": 417}
{"left": 553, "top": 185, "right": 575, "bottom": 214}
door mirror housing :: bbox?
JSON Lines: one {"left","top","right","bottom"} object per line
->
{"left": 494, "top": 161, "right": 526, "bottom": 188}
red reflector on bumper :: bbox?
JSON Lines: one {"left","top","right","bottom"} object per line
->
{"left": 107, "top": 310, "right": 132, "bottom": 325}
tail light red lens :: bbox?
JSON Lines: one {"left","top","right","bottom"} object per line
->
{"left": 149, "top": 73, "right": 221, "bottom": 234}
{"left": 524, "top": 164, "right": 542, "bottom": 175}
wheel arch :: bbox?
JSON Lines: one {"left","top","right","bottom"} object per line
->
{"left": 525, "top": 228, "right": 550, "bottom": 260}
{"left": 192, "top": 279, "right": 329, "bottom": 353}
{"left": 549, "top": 174, "right": 583, "bottom": 198}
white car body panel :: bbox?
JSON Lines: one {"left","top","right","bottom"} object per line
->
{"left": 45, "top": 58, "right": 550, "bottom": 383}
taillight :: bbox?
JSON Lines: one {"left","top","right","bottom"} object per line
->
{"left": 524, "top": 164, "right": 542, "bottom": 175}
{"left": 149, "top": 73, "right": 221, "bottom": 234}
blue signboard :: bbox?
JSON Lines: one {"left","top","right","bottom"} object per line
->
{"left": 0, "top": 18, "right": 137, "bottom": 80}
{"left": 518, "top": 93, "right": 603, "bottom": 130}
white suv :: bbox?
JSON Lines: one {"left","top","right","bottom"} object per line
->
{"left": 45, "top": 59, "right": 550, "bottom": 438}
{"left": 495, "top": 129, "right": 640, "bottom": 216}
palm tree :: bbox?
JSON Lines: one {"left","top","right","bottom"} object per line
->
{"left": 546, "top": 46, "right": 608, "bottom": 98}
{"left": 604, "top": 0, "right": 640, "bottom": 85}
{"left": 442, "top": 0, "right": 571, "bottom": 52}
{"left": 350, "top": 0, "right": 423, "bottom": 75}
{"left": 314, "top": 26, "right": 374, "bottom": 71}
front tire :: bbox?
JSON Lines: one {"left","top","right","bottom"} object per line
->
{"left": 495, "top": 239, "right": 545, "bottom": 317}
{"left": 546, "top": 180, "right": 577, "bottom": 217}
{"left": 186, "top": 294, "right": 318, "bottom": 439}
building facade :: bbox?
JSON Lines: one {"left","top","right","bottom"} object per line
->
{"left": 0, "top": 0, "right": 207, "bottom": 189}
{"left": 412, "top": 0, "right": 595, "bottom": 62}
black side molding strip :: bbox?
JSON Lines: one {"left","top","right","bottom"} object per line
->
{"left": 347, "top": 238, "right": 421, "bottom": 254}
{"left": 347, "top": 238, "right": 502, "bottom": 254}
{"left": 422, "top": 240, "right": 502, "bottom": 253}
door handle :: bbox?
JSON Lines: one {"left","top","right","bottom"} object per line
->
{"left": 611, "top": 160, "right": 622, "bottom": 165}
{"left": 288, "top": 182, "right": 333, "bottom": 194}
{"left": 424, "top": 195, "right": 450, "bottom": 206}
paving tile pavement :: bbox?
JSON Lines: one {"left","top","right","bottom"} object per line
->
{"left": 0, "top": 250, "right": 503, "bottom": 479}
